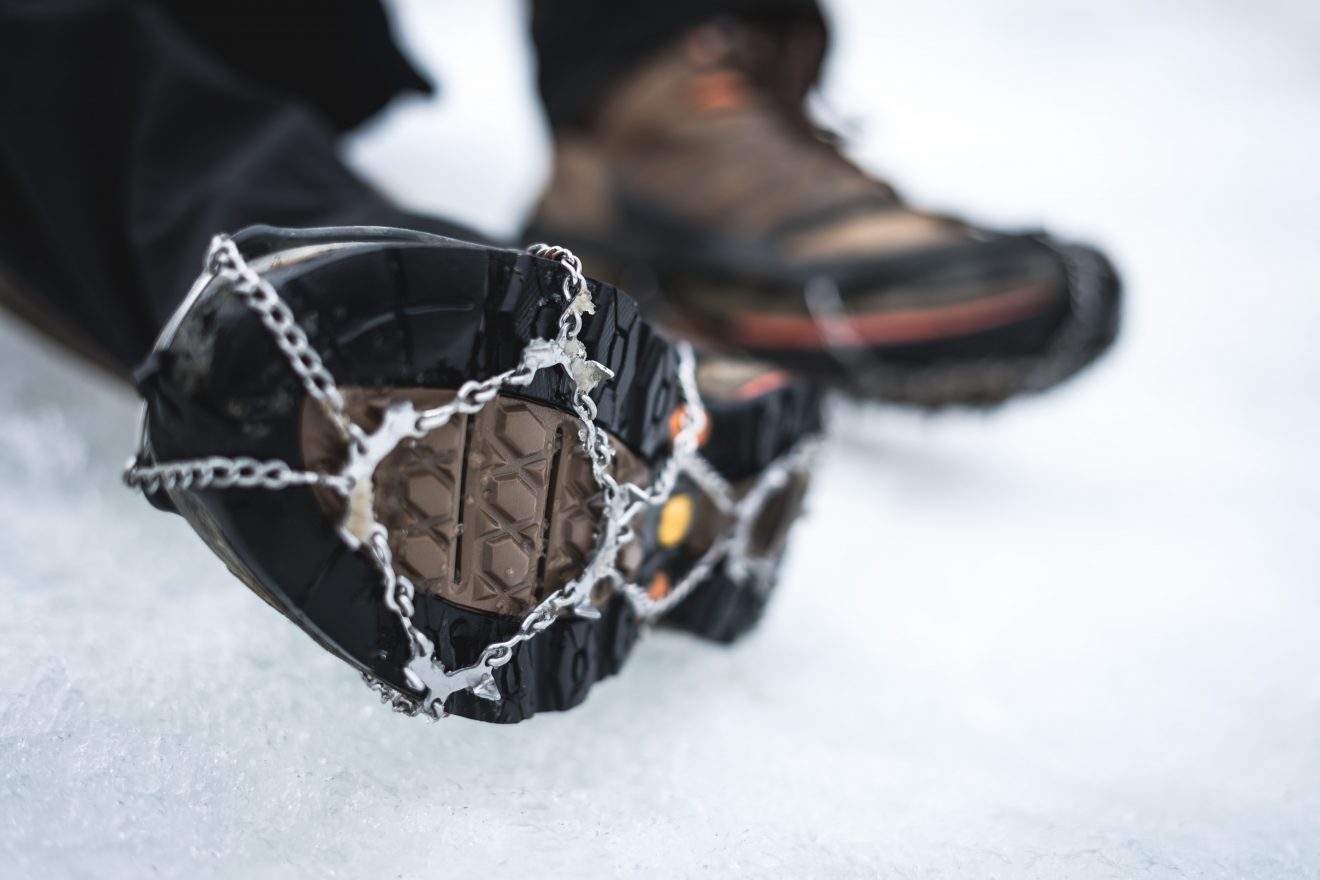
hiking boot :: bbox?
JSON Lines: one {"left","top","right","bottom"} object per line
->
{"left": 125, "top": 226, "right": 821, "bottom": 723}
{"left": 523, "top": 19, "right": 1122, "bottom": 407}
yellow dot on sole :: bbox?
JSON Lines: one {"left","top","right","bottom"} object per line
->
{"left": 657, "top": 494, "right": 693, "bottom": 548}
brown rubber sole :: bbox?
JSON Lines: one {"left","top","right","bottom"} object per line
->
{"left": 302, "top": 389, "right": 649, "bottom": 617}
{"left": 299, "top": 387, "right": 802, "bottom": 626}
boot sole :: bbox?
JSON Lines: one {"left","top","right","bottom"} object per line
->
{"left": 133, "top": 227, "right": 822, "bottom": 722}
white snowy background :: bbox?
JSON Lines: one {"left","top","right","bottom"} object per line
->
{"left": 2, "top": 0, "right": 1319, "bottom": 877}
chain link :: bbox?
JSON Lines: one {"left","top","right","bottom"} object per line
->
{"left": 126, "top": 233, "right": 816, "bottom": 718}
{"left": 207, "top": 236, "right": 352, "bottom": 436}
{"left": 124, "top": 456, "right": 350, "bottom": 494}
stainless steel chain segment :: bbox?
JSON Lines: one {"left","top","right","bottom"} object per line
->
{"left": 125, "top": 233, "right": 815, "bottom": 718}
{"left": 124, "top": 456, "right": 351, "bottom": 494}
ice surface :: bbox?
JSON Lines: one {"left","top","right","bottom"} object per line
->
{"left": 2, "top": 0, "right": 1319, "bottom": 877}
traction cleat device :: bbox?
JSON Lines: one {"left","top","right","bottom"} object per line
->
{"left": 124, "top": 226, "right": 823, "bottom": 722}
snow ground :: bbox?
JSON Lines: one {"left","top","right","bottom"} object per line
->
{"left": 2, "top": 0, "right": 1319, "bottom": 877}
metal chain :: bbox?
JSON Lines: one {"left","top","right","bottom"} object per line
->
{"left": 123, "top": 234, "right": 355, "bottom": 492}
{"left": 124, "top": 456, "right": 350, "bottom": 494}
{"left": 206, "top": 236, "right": 353, "bottom": 438}
{"left": 125, "top": 234, "right": 816, "bottom": 719}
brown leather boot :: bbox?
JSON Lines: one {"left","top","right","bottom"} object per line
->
{"left": 524, "top": 19, "right": 1120, "bottom": 407}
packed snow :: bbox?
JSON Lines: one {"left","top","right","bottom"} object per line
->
{"left": 2, "top": 0, "right": 1318, "bottom": 876}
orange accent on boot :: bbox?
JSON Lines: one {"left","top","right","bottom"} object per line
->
{"left": 727, "top": 282, "right": 1058, "bottom": 350}
{"left": 647, "top": 571, "right": 672, "bottom": 601}
{"left": 733, "top": 370, "right": 792, "bottom": 400}
{"left": 690, "top": 71, "right": 748, "bottom": 112}
{"left": 668, "top": 405, "right": 712, "bottom": 446}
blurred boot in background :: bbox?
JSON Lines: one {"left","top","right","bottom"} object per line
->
{"left": 526, "top": 0, "right": 1122, "bottom": 407}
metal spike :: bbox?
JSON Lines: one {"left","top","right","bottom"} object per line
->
{"left": 472, "top": 674, "right": 502, "bottom": 702}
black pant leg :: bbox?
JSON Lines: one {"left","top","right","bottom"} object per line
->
{"left": 531, "top": 0, "right": 825, "bottom": 130}
{"left": 155, "top": 0, "right": 433, "bottom": 133}
{"left": 0, "top": 1, "right": 474, "bottom": 375}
